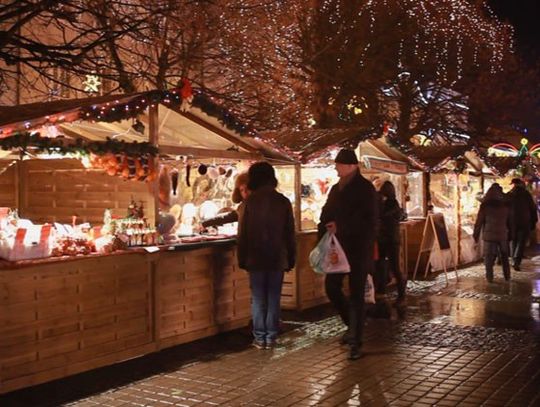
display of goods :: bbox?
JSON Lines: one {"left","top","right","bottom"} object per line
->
{"left": 0, "top": 224, "right": 54, "bottom": 261}
{"left": 51, "top": 236, "right": 96, "bottom": 257}
{"left": 89, "top": 153, "right": 156, "bottom": 182}
{"left": 112, "top": 218, "right": 158, "bottom": 247}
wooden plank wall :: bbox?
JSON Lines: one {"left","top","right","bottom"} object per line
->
{"left": 0, "top": 253, "right": 154, "bottom": 393}
{"left": 19, "top": 159, "right": 155, "bottom": 225}
{"left": 0, "top": 162, "right": 16, "bottom": 208}
{"left": 155, "top": 244, "right": 251, "bottom": 350}
{"left": 282, "top": 232, "right": 327, "bottom": 311}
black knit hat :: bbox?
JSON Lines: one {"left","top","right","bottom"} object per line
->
{"left": 335, "top": 148, "right": 358, "bottom": 164}
{"left": 511, "top": 178, "right": 523, "bottom": 186}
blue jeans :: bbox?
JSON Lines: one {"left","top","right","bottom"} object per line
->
{"left": 249, "top": 270, "right": 284, "bottom": 343}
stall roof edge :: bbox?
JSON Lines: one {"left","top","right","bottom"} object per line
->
{"left": 0, "top": 89, "right": 296, "bottom": 163}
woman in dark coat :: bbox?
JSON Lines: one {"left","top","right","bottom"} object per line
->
{"left": 376, "top": 181, "right": 406, "bottom": 303}
{"left": 237, "top": 162, "right": 296, "bottom": 350}
{"left": 473, "top": 184, "right": 512, "bottom": 282}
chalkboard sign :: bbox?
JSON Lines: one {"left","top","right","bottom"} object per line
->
{"left": 431, "top": 213, "right": 451, "bottom": 250}
{"left": 413, "top": 213, "right": 458, "bottom": 282}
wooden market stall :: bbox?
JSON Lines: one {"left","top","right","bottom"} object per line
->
{"left": 0, "top": 87, "right": 295, "bottom": 393}
{"left": 265, "top": 130, "right": 416, "bottom": 310}
{"left": 403, "top": 145, "right": 490, "bottom": 271}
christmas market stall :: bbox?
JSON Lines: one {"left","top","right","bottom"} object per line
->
{"left": 0, "top": 86, "right": 294, "bottom": 394}
{"left": 402, "top": 144, "right": 487, "bottom": 272}
{"left": 264, "top": 128, "right": 416, "bottom": 310}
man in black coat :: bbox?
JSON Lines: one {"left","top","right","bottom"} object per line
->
{"left": 508, "top": 178, "right": 538, "bottom": 271}
{"left": 318, "top": 148, "right": 378, "bottom": 360}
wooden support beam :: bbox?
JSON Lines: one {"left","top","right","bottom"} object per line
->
{"left": 159, "top": 145, "right": 263, "bottom": 161}
{"left": 149, "top": 104, "right": 160, "bottom": 226}
{"left": 168, "top": 106, "right": 259, "bottom": 153}
{"left": 294, "top": 163, "right": 302, "bottom": 232}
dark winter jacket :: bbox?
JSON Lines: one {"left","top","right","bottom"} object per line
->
{"left": 378, "top": 196, "right": 401, "bottom": 242}
{"left": 473, "top": 198, "right": 511, "bottom": 242}
{"left": 508, "top": 186, "right": 538, "bottom": 237}
{"left": 237, "top": 186, "right": 295, "bottom": 272}
{"left": 318, "top": 170, "right": 378, "bottom": 263}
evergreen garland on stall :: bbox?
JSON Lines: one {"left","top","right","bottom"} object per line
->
{"left": 0, "top": 132, "right": 158, "bottom": 157}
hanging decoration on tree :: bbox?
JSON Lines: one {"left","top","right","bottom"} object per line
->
{"left": 338, "top": 95, "right": 368, "bottom": 123}
{"left": 83, "top": 75, "right": 102, "bottom": 94}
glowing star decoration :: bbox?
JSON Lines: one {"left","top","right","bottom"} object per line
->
{"left": 83, "top": 75, "right": 102, "bottom": 94}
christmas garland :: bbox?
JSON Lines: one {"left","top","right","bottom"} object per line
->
{"left": 79, "top": 82, "right": 256, "bottom": 137}
{"left": 0, "top": 132, "right": 158, "bottom": 157}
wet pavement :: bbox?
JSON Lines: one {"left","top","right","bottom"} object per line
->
{"left": 3, "top": 251, "right": 540, "bottom": 406}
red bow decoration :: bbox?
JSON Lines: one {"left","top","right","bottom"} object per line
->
{"left": 180, "top": 78, "right": 193, "bottom": 100}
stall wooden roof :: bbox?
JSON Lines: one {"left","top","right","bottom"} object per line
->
{"left": 262, "top": 127, "right": 373, "bottom": 163}
{"left": 0, "top": 89, "right": 294, "bottom": 164}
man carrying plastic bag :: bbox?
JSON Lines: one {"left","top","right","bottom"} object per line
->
{"left": 316, "top": 148, "right": 378, "bottom": 360}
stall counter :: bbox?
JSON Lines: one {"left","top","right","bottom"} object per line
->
{"left": 0, "top": 239, "right": 250, "bottom": 394}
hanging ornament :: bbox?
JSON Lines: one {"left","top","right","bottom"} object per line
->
{"left": 186, "top": 164, "right": 192, "bottom": 187}
{"left": 198, "top": 164, "right": 208, "bottom": 175}
{"left": 208, "top": 166, "right": 219, "bottom": 180}
{"left": 171, "top": 169, "right": 179, "bottom": 195}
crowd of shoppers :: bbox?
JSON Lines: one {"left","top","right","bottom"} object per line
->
{"left": 226, "top": 154, "right": 537, "bottom": 362}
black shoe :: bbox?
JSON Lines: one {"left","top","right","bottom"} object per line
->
{"left": 513, "top": 265, "right": 521, "bottom": 271}
{"left": 340, "top": 332, "right": 351, "bottom": 345}
{"left": 348, "top": 345, "right": 362, "bottom": 360}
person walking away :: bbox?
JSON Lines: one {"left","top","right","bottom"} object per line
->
{"left": 237, "top": 162, "right": 296, "bottom": 350}
{"left": 473, "top": 184, "right": 512, "bottom": 282}
{"left": 508, "top": 178, "right": 538, "bottom": 271}
{"left": 375, "top": 181, "right": 406, "bottom": 305}
{"left": 318, "top": 148, "right": 378, "bottom": 360}
{"left": 201, "top": 172, "right": 249, "bottom": 230}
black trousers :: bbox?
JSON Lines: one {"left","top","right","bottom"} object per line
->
{"left": 375, "top": 238, "right": 406, "bottom": 299}
{"left": 484, "top": 240, "right": 510, "bottom": 281}
{"left": 511, "top": 228, "right": 530, "bottom": 267}
{"left": 325, "top": 244, "right": 373, "bottom": 347}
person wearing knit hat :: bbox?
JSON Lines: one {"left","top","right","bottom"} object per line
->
{"left": 318, "top": 147, "right": 378, "bottom": 360}
{"left": 334, "top": 148, "right": 359, "bottom": 165}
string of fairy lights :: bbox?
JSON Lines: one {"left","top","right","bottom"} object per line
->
{"left": 219, "top": 0, "right": 513, "bottom": 135}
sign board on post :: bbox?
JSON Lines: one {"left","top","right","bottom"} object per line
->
{"left": 413, "top": 213, "right": 458, "bottom": 284}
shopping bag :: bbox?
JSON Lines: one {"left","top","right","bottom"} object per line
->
{"left": 309, "top": 232, "right": 330, "bottom": 274}
{"left": 324, "top": 233, "right": 351, "bottom": 273}
{"left": 364, "top": 274, "right": 375, "bottom": 304}
{"left": 309, "top": 232, "right": 351, "bottom": 274}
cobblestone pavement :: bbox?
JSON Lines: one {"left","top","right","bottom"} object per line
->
{"left": 3, "top": 254, "right": 540, "bottom": 407}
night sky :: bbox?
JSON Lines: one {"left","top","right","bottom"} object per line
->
{"left": 489, "top": 0, "right": 540, "bottom": 63}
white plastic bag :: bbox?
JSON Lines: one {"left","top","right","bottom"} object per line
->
{"left": 309, "top": 232, "right": 351, "bottom": 274}
{"left": 364, "top": 274, "right": 375, "bottom": 304}
{"left": 324, "top": 233, "right": 351, "bottom": 273}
